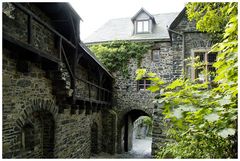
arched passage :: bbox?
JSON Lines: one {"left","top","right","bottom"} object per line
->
{"left": 119, "top": 109, "right": 152, "bottom": 153}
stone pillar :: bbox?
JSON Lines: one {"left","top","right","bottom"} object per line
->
{"left": 127, "top": 115, "right": 133, "bottom": 151}
{"left": 151, "top": 103, "right": 167, "bottom": 157}
{"left": 102, "top": 109, "right": 117, "bottom": 154}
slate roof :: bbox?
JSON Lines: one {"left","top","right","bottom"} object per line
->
{"left": 84, "top": 12, "right": 179, "bottom": 44}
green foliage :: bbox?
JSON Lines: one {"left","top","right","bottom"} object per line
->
{"left": 136, "top": 69, "right": 164, "bottom": 92}
{"left": 136, "top": 2, "right": 238, "bottom": 158}
{"left": 143, "top": 116, "right": 153, "bottom": 126}
{"left": 89, "top": 40, "right": 152, "bottom": 77}
{"left": 186, "top": 2, "right": 233, "bottom": 42}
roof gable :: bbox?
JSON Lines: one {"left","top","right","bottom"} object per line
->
{"left": 169, "top": 7, "right": 186, "bottom": 30}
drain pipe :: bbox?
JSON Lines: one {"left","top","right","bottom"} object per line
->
{"left": 167, "top": 28, "right": 185, "bottom": 77}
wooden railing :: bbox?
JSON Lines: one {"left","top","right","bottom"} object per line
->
{"left": 5, "top": 3, "right": 112, "bottom": 105}
{"left": 12, "top": 3, "right": 76, "bottom": 58}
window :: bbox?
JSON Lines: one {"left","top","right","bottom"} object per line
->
{"left": 152, "top": 49, "right": 160, "bottom": 62}
{"left": 137, "top": 20, "right": 149, "bottom": 33}
{"left": 193, "top": 51, "right": 217, "bottom": 82}
{"left": 138, "top": 78, "right": 151, "bottom": 91}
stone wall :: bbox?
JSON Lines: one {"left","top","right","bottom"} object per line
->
{"left": 2, "top": 3, "right": 108, "bottom": 158}
{"left": 2, "top": 48, "right": 57, "bottom": 158}
{"left": 2, "top": 47, "right": 105, "bottom": 158}
{"left": 3, "top": 3, "right": 57, "bottom": 57}
{"left": 54, "top": 109, "right": 103, "bottom": 158}
{"left": 172, "top": 13, "right": 212, "bottom": 79}
{"left": 75, "top": 64, "right": 90, "bottom": 99}
{"left": 102, "top": 109, "right": 118, "bottom": 154}
{"left": 151, "top": 103, "right": 168, "bottom": 156}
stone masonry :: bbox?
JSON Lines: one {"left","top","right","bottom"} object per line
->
{"left": 2, "top": 3, "right": 112, "bottom": 158}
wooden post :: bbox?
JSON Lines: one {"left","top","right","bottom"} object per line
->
{"left": 59, "top": 37, "right": 62, "bottom": 61}
{"left": 27, "top": 15, "right": 32, "bottom": 44}
{"left": 72, "top": 45, "right": 78, "bottom": 104}
{"left": 98, "top": 67, "right": 103, "bottom": 101}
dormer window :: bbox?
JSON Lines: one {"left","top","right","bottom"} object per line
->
{"left": 137, "top": 20, "right": 149, "bottom": 33}
{"left": 131, "top": 8, "right": 156, "bottom": 35}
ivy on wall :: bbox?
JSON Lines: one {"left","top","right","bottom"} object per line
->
{"left": 89, "top": 40, "right": 152, "bottom": 77}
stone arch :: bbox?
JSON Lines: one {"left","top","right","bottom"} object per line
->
{"left": 117, "top": 107, "right": 153, "bottom": 153}
{"left": 118, "top": 106, "right": 152, "bottom": 123}
{"left": 15, "top": 99, "right": 57, "bottom": 158}
{"left": 16, "top": 99, "right": 58, "bottom": 129}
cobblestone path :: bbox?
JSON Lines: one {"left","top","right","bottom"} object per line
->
{"left": 91, "top": 137, "right": 152, "bottom": 159}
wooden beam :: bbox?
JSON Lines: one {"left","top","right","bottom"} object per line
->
{"left": 3, "top": 33, "right": 60, "bottom": 64}
{"left": 69, "top": 13, "right": 77, "bottom": 44}
{"left": 72, "top": 45, "right": 78, "bottom": 104}
{"left": 61, "top": 46, "right": 74, "bottom": 78}
{"left": 75, "top": 97, "right": 111, "bottom": 106}
{"left": 59, "top": 37, "right": 62, "bottom": 61}
{"left": 27, "top": 15, "right": 32, "bottom": 44}
{"left": 77, "top": 53, "right": 83, "bottom": 63}
{"left": 13, "top": 3, "right": 76, "bottom": 49}
{"left": 75, "top": 76, "right": 112, "bottom": 93}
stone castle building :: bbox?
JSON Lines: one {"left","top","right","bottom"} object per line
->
{"left": 2, "top": 3, "right": 216, "bottom": 158}
{"left": 84, "top": 7, "right": 216, "bottom": 154}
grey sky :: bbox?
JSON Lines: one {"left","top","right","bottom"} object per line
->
{"left": 70, "top": 0, "right": 187, "bottom": 40}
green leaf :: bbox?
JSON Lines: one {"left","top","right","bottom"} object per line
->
{"left": 153, "top": 98, "right": 165, "bottom": 104}
{"left": 147, "top": 85, "right": 160, "bottom": 92}
{"left": 218, "top": 128, "right": 236, "bottom": 138}
{"left": 178, "top": 105, "right": 197, "bottom": 112}
{"left": 135, "top": 69, "right": 146, "bottom": 80}
{"left": 166, "top": 79, "right": 184, "bottom": 90}
{"left": 173, "top": 108, "right": 183, "bottom": 119}
{"left": 204, "top": 113, "right": 220, "bottom": 122}
{"left": 147, "top": 72, "right": 157, "bottom": 77}
{"left": 218, "top": 95, "right": 232, "bottom": 106}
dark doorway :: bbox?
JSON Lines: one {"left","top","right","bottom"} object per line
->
{"left": 91, "top": 122, "right": 98, "bottom": 154}
{"left": 21, "top": 110, "right": 55, "bottom": 158}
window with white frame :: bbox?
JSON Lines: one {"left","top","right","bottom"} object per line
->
{"left": 136, "top": 20, "right": 149, "bottom": 33}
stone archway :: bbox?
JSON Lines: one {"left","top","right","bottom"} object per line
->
{"left": 16, "top": 99, "right": 57, "bottom": 158}
{"left": 118, "top": 108, "right": 152, "bottom": 153}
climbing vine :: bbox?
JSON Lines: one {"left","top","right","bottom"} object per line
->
{"left": 136, "top": 2, "right": 237, "bottom": 159}
{"left": 89, "top": 40, "right": 152, "bottom": 77}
